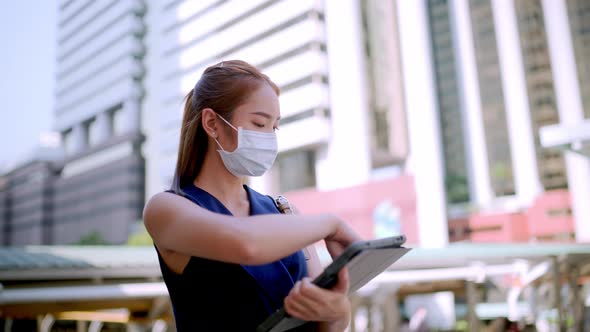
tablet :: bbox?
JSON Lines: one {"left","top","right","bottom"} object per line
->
{"left": 256, "top": 235, "right": 410, "bottom": 332}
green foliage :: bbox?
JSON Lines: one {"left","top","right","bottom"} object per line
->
{"left": 76, "top": 230, "right": 108, "bottom": 245}
{"left": 127, "top": 221, "right": 153, "bottom": 246}
{"left": 454, "top": 320, "right": 469, "bottom": 331}
{"left": 491, "top": 162, "right": 511, "bottom": 181}
{"left": 445, "top": 173, "right": 470, "bottom": 204}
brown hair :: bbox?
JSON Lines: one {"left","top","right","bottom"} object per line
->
{"left": 170, "top": 60, "right": 280, "bottom": 194}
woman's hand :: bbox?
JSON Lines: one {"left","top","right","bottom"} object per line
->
{"left": 284, "top": 268, "right": 351, "bottom": 332}
{"left": 325, "top": 218, "right": 362, "bottom": 259}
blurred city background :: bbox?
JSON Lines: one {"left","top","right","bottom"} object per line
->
{"left": 1, "top": 0, "right": 590, "bottom": 331}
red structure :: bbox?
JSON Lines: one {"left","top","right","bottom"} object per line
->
{"left": 526, "top": 189, "right": 575, "bottom": 241}
{"left": 469, "top": 212, "right": 529, "bottom": 243}
{"left": 286, "top": 175, "right": 575, "bottom": 244}
{"left": 285, "top": 175, "right": 420, "bottom": 245}
{"left": 468, "top": 190, "right": 575, "bottom": 243}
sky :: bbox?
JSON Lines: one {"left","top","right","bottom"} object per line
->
{"left": 0, "top": 0, "right": 56, "bottom": 171}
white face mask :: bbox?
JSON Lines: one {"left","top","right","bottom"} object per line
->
{"left": 214, "top": 113, "right": 278, "bottom": 177}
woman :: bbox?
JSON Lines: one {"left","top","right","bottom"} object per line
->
{"left": 144, "top": 60, "right": 361, "bottom": 331}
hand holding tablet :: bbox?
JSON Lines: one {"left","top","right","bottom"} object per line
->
{"left": 257, "top": 235, "right": 411, "bottom": 332}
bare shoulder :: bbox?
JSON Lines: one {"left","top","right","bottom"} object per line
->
{"left": 143, "top": 192, "right": 193, "bottom": 273}
{"left": 143, "top": 191, "right": 199, "bottom": 233}
{"left": 143, "top": 192, "right": 179, "bottom": 221}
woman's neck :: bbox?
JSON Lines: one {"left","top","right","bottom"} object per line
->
{"left": 194, "top": 151, "right": 246, "bottom": 203}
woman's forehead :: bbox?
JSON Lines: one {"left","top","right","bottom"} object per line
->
{"left": 235, "top": 86, "right": 280, "bottom": 119}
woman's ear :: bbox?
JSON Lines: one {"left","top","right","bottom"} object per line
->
{"left": 201, "top": 108, "right": 218, "bottom": 138}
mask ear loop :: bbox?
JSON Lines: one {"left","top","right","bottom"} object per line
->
{"left": 213, "top": 112, "right": 238, "bottom": 152}
{"left": 215, "top": 113, "right": 238, "bottom": 131}
{"left": 213, "top": 137, "right": 226, "bottom": 152}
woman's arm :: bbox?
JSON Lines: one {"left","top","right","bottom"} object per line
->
{"left": 305, "top": 244, "right": 324, "bottom": 278}
{"left": 291, "top": 202, "right": 325, "bottom": 278}
{"left": 292, "top": 204, "right": 353, "bottom": 332}
{"left": 143, "top": 192, "right": 347, "bottom": 265}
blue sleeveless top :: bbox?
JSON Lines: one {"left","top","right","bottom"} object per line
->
{"left": 155, "top": 183, "right": 317, "bottom": 331}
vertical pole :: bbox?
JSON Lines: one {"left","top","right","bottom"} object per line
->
{"left": 466, "top": 281, "right": 480, "bottom": 331}
{"left": 76, "top": 321, "right": 88, "bottom": 332}
{"left": 382, "top": 290, "right": 400, "bottom": 332}
{"left": 491, "top": 0, "right": 543, "bottom": 204}
{"left": 541, "top": 0, "right": 590, "bottom": 242}
{"left": 396, "top": 0, "right": 449, "bottom": 248}
{"left": 552, "top": 257, "right": 565, "bottom": 332}
{"left": 3, "top": 319, "right": 13, "bottom": 332}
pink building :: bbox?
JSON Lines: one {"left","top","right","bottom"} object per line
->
{"left": 287, "top": 177, "right": 576, "bottom": 244}
{"left": 526, "top": 190, "right": 575, "bottom": 241}
{"left": 469, "top": 190, "right": 575, "bottom": 243}
{"left": 286, "top": 176, "right": 420, "bottom": 245}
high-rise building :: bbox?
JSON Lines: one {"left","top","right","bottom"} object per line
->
{"left": 567, "top": 0, "right": 590, "bottom": 120}
{"left": 49, "top": 0, "right": 148, "bottom": 244}
{"left": 514, "top": 0, "right": 567, "bottom": 191}
{"left": 5, "top": 0, "right": 589, "bottom": 246}
{"left": 1, "top": 1, "right": 150, "bottom": 245}
{"left": 427, "top": 0, "right": 590, "bottom": 242}
{"left": 428, "top": 0, "right": 470, "bottom": 204}
{"left": 141, "top": 0, "right": 448, "bottom": 247}
{"left": 469, "top": 0, "right": 516, "bottom": 198}
{"left": 140, "top": 0, "right": 590, "bottom": 245}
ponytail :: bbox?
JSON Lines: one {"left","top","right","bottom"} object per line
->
{"left": 170, "top": 89, "right": 208, "bottom": 195}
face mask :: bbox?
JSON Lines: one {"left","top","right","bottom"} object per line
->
{"left": 214, "top": 114, "right": 278, "bottom": 177}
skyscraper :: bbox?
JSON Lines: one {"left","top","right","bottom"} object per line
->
{"left": 6, "top": 0, "right": 588, "bottom": 246}
{"left": 140, "top": 0, "right": 590, "bottom": 244}
{"left": 53, "top": 0, "right": 146, "bottom": 244}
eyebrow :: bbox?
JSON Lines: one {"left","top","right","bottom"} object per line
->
{"left": 251, "top": 111, "right": 281, "bottom": 121}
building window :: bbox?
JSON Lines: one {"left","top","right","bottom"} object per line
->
{"left": 112, "top": 105, "right": 125, "bottom": 136}
{"left": 87, "top": 117, "right": 99, "bottom": 147}
{"left": 277, "top": 150, "right": 316, "bottom": 192}
{"left": 515, "top": 0, "right": 568, "bottom": 191}
{"left": 470, "top": 0, "right": 516, "bottom": 196}
{"left": 362, "top": 0, "right": 409, "bottom": 169}
{"left": 83, "top": 119, "right": 94, "bottom": 148}
{"left": 428, "top": 0, "right": 470, "bottom": 204}
{"left": 62, "top": 129, "right": 73, "bottom": 156}
{"left": 566, "top": 0, "right": 590, "bottom": 119}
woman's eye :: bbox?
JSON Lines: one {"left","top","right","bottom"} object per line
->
{"left": 253, "top": 123, "right": 265, "bottom": 128}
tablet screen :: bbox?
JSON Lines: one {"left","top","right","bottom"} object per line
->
{"left": 346, "top": 247, "right": 410, "bottom": 293}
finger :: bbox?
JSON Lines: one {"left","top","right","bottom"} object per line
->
{"left": 299, "top": 278, "right": 349, "bottom": 305}
{"left": 291, "top": 280, "right": 322, "bottom": 308}
{"left": 285, "top": 296, "right": 315, "bottom": 321}
{"left": 326, "top": 241, "right": 345, "bottom": 259}
{"left": 289, "top": 278, "right": 351, "bottom": 322}
{"left": 296, "top": 283, "right": 349, "bottom": 322}
{"left": 298, "top": 278, "right": 329, "bottom": 304}
{"left": 286, "top": 279, "right": 326, "bottom": 320}
{"left": 285, "top": 281, "right": 309, "bottom": 319}
{"left": 288, "top": 280, "right": 302, "bottom": 298}
{"left": 332, "top": 267, "right": 350, "bottom": 294}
